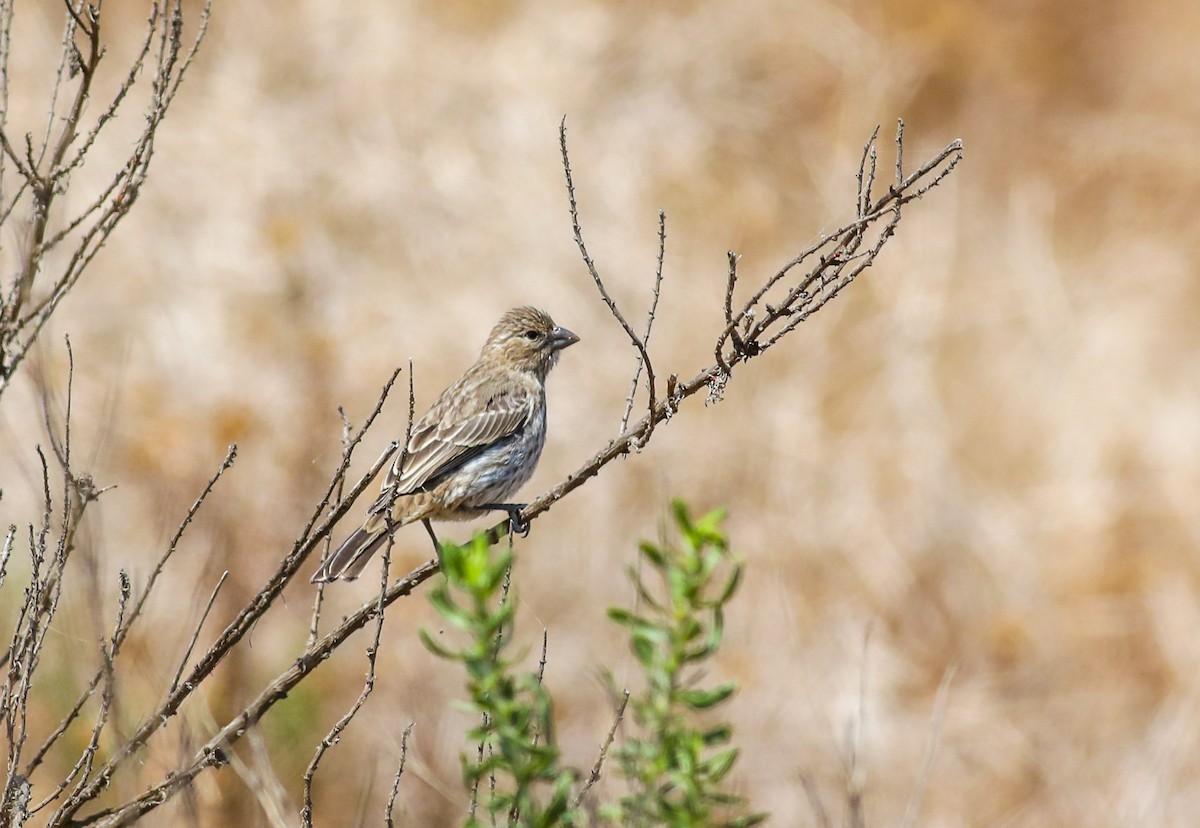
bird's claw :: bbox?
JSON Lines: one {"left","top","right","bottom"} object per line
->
{"left": 479, "top": 502, "right": 531, "bottom": 537}
{"left": 505, "top": 505, "right": 530, "bottom": 537}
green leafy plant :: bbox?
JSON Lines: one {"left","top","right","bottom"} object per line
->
{"left": 420, "top": 535, "right": 580, "bottom": 828}
{"left": 604, "top": 501, "right": 766, "bottom": 828}
{"left": 422, "top": 501, "right": 765, "bottom": 827}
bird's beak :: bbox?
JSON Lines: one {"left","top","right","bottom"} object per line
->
{"left": 550, "top": 326, "right": 579, "bottom": 350}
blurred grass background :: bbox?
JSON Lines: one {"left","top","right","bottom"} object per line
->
{"left": 2, "top": 0, "right": 1199, "bottom": 825}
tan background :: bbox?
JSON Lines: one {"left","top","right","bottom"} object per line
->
{"left": 3, "top": 0, "right": 1199, "bottom": 824}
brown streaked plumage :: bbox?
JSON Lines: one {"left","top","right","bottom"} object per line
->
{"left": 312, "top": 307, "right": 578, "bottom": 583}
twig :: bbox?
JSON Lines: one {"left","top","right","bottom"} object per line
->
{"left": 308, "top": 406, "right": 357, "bottom": 649}
{"left": 527, "top": 629, "right": 550, "bottom": 753}
{"left": 44, "top": 572, "right": 131, "bottom": 822}
{"left": 574, "top": 689, "right": 629, "bottom": 807}
{"left": 383, "top": 723, "right": 414, "bottom": 828}
{"left": 716, "top": 250, "right": 741, "bottom": 373}
{"left": 61, "top": 559, "right": 441, "bottom": 828}
{"left": 0, "top": 524, "right": 16, "bottom": 590}
{"left": 619, "top": 210, "right": 667, "bottom": 435}
{"left": 475, "top": 131, "right": 963, "bottom": 551}
{"left": 167, "top": 571, "right": 230, "bottom": 696}
{"left": 6, "top": 336, "right": 109, "bottom": 814}
{"left": 0, "top": 0, "right": 212, "bottom": 401}
{"left": 560, "top": 117, "right": 659, "bottom": 439}
{"left": 47, "top": 2, "right": 163, "bottom": 190}
{"left": 300, "top": 538, "right": 393, "bottom": 827}
{"left": 53, "top": 371, "right": 405, "bottom": 825}
{"left": 857, "top": 125, "right": 880, "bottom": 219}
{"left": 26, "top": 445, "right": 238, "bottom": 775}
{"left": 50, "top": 127, "right": 961, "bottom": 826}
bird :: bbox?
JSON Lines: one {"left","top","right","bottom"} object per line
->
{"left": 312, "top": 306, "right": 579, "bottom": 583}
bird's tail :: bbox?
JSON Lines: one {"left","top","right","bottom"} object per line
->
{"left": 311, "top": 493, "right": 436, "bottom": 583}
{"left": 311, "top": 524, "right": 394, "bottom": 583}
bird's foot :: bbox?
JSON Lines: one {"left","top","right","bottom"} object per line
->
{"left": 481, "top": 503, "right": 530, "bottom": 537}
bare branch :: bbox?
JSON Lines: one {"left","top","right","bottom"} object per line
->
{"left": 560, "top": 117, "right": 659, "bottom": 439}
{"left": 575, "top": 688, "right": 629, "bottom": 808}
{"left": 167, "top": 571, "right": 230, "bottom": 697}
{"left": 41, "top": 572, "right": 131, "bottom": 820}
{"left": 52, "top": 369, "right": 404, "bottom": 824}
{"left": 383, "top": 724, "right": 414, "bottom": 828}
{"left": 491, "top": 128, "right": 961, "bottom": 551}
{"left": 0, "top": 1, "right": 13, "bottom": 152}
{"left": 0, "top": 0, "right": 213, "bottom": 402}
{"left": 620, "top": 210, "right": 667, "bottom": 435}
{"left": 308, "top": 406, "right": 357, "bottom": 649}
{"left": 300, "top": 539, "right": 393, "bottom": 827}
{"left": 715, "top": 250, "right": 740, "bottom": 373}
{"left": 0, "top": 524, "right": 16, "bottom": 590}
{"left": 26, "top": 445, "right": 237, "bottom": 776}
{"left": 30, "top": 126, "right": 960, "bottom": 826}
{"left": 61, "top": 559, "right": 441, "bottom": 828}
{"left": 48, "top": 2, "right": 163, "bottom": 188}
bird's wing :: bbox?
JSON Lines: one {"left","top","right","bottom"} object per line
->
{"left": 367, "top": 382, "right": 532, "bottom": 515}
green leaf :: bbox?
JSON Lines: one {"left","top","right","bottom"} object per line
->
{"left": 631, "top": 633, "right": 658, "bottom": 668}
{"left": 701, "top": 724, "right": 733, "bottom": 745}
{"left": 717, "top": 562, "right": 743, "bottom": 605}
{"left": 607, "top": 607, "right": 642, "bottom": 627}
{"left": 677, "top": 682, "right": 736, "bottom": 710}
{"left": 702, "top": 746, "right": 739, "bottom": 782}
{"left": 639, "top": 540, "right": 668, "bottom": 569}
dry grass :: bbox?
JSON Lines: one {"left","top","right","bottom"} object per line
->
{"left": 3, "top": 0, "right": 1199, "bottom": 825}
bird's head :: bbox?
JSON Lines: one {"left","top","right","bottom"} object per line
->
{"left": 482, "top": 306, "right": 579, "bottom": 378}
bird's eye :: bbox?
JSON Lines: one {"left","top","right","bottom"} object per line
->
{"left": 524, "top": 329, "right": 541, "bottom": 340}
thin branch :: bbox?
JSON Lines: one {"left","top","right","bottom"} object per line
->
{"left": 0, "top": 0, "right": 212, "bottom": 402}
{"left": 575, "top": 688, "right": 629, "bottom": 807}
{"left": 845, "top": 624, "right": 873, "bottom": 828}
{"left": 308, "top": 406, "right": 356, "bottom": 649}
{"left": 474, "top": 130, "right": 963, "bottom": 552}
{"left": 294, "top": 368, "right": 403, "bottom": 550}
{"left": 0, "top": 524, "right": 16, "bottom": 590}
{"left": 300, "top": 539, "right": 393, "bottom": 827}
{"left": 61, "top": 559, "right": 442, "bottom": 828}
{"left": 167, "top": 571, "right": 230, "bottom": 696}
{"left": 36, "top": 5, "right": 79, "bottom": 172}
{"left": 26, "top": 445, "right": 237, "bottom": 775}
{"left": 6, "top": 334, "right": 108, "bottom": 808}
{"left": 620, "top": 210, "right": 667, "bottom": 435}
{"left": 11, "top": 0, "right": 102, "bottom": 330}
{"left": 715, "top": 250, "right": 742, "bottom": 374}
{"left": 0, "top": 175, "right": 31, "bottom": 227}
{"left": 51, "top": 127, "right": 960, "bottom": 826}
{"left": 560, "top": 117, "right": 659, "bottom": 438}
{"left": 49, "top": 2, "right": 163, "bottom": 188}
{"left": 383, "top": 723, "right": 414, "bottom": 828}
{"left": 0, "top": 0, "right": 13, "bottom": 156}
{"left": 43, "top": 572, "right": 131, "bottom": 821}
{"left": 53, "top": 370, "right": 404, "bottom": 824}
{"left": 857, "top": 125, "right": 880, "bottom": 219}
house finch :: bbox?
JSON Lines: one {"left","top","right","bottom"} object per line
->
{"left": 312, "top": 306, "right": 579, "bottom": 583}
